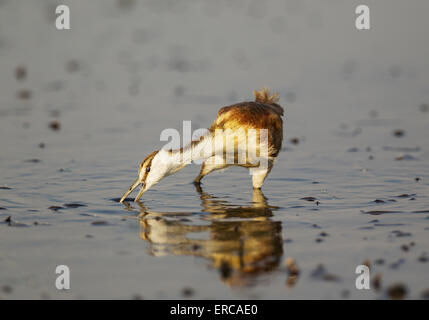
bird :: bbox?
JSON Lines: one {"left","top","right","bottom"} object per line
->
{"left": 119, "top": 87, "right": 284, "bottom": 203}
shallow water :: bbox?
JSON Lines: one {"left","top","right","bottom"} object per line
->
{"left": 1, "top": 0, "right": 429, "bottom": 299}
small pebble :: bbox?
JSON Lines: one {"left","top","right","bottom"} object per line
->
{"left": 2, "top": 285, "right": 13, "bottom": 294}
{"left": 341, "top": 289, "right": 350, "bottom": 299}
{"left": 15, "top": 65, "right": 27, "bottom": 81}
{"left": 386, "top": 283, "right": 407, "bottom": 300}
{"left": 65, "top": 59, "right": 81, "bottom": 73}
{"left": 393, "top": 129, "right": 405, "bottom": 137}
{"left": 290, "top": 137, "right": 299, "bottom": 145}
{"left": 401, "top": 244, "right": 409, "bottom": 252}
{"left": 310, "top": 264, "right": 340, "bottom": 282}
{"left": 421, "top": 289, "right": 429, "bottom": 300}
{"left": 17, "top": 89, "right": 32, "bottom": 100}
{"left": 49, "top": 120, "right": 61, "bottom": 131}
{"left": 373, "top": 273, "right": 382, "bottom": 291}
{"left": 418, "top": 253, "right": 428, "bottom": 263}
{"left": 91, "top": 220, "right": 109, "bottom": 226}
{"left": 419, "top": 103, "right": 428, "bottom": 113}
{"left": 181, "top": 287, "right": 194, "bottom": 297}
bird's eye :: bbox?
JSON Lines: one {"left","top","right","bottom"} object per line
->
{"left": 146, "top": 167, "right": 151, "bottom": 173}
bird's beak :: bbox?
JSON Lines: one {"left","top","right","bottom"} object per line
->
{"left": 134, "top": 184, "right": 147, "bottom": 202}
{"left": 119, "top": 178, "right": 140, "bottom": 203}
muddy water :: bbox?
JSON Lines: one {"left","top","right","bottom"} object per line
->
{"left": 1, "top": 1, "right": 429, "bottom": 299}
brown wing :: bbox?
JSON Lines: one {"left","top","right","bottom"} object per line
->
{"left": 212, "top": 101, "right": 283, "bottom": 129}
{"left": 210, "top": 101, "right": 283, "bottom": 157}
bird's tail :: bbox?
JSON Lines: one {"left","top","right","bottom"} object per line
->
{"left": 253, "top": 87, "right": 283, "bottom": 115}
{"left": 253, "top": 87, "right": 280, "bottom": 104}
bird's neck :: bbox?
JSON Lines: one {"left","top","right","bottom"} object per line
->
{"left": 162, "top": 132, "right": 215, "bottom": 171}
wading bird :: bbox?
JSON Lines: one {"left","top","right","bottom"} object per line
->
{"left": 120, "top": 88, "right": 284, "bottom": 203}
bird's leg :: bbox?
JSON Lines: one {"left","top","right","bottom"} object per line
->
{"left": 251, "top": 160, "right": 273, "bottom": 189}
{"left": 193, "top": 155, "right": 227, "bottom": 184}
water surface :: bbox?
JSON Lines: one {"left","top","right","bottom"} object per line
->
{"left": 1, "top": 0, "right": 429, "bottom": 299}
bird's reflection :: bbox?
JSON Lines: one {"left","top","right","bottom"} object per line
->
{"left": 134, "top": 186, "right": 283, "bottom": 287}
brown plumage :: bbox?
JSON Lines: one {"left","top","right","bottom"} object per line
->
{"left": 194, "top": 88, "right": 284, "bottom": 184}
{"left": 120, "top": 87, "right": 284, "bottom": 202}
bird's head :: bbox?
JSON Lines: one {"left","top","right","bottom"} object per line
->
{"left": 119, "top": 150, "right": 172, "bottom": 203}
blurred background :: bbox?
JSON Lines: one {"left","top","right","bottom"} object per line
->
{"left": 0, "top": 0, "right": 428, "bottom": 299}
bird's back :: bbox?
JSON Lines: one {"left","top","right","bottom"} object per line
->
{"left": 209, "top": 88, "right": 284, "bottom": 158}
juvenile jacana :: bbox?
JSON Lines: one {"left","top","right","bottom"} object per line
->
{"left": 120, "top": 87, "right": 284, "bottom": 203}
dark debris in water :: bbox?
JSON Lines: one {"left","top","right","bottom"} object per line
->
{"left": 421, "top": 289, "right": 429, "bottom": 300}
{"left": 17, "top": 89, "right": 32, "bottom": 100}
{"left": 395, "top": 154, "right": 416, "bottom": 161}
{"left": 400, "top": 244, "right": 409, "bottom": 252}
{"left": 24, "top": 159, "right": 41, "bottom": 163}
{"left": 420, "top": 103, "right": 429, "bottom": 113}
{"left": 49, "top": 120, "right": 61, "bottom": 131}
{"left": 383, "top": 146, "right": 420, "bottom": 152}
{"left": 181, "top": 287, "right": 195, "bottom": 298}
{"left": 310, "top": 264, "right": 341, "bottom": 282}
{"left": 418, "top": 253, "right": 428, "bottom": 263}
{"left": 3, "top": 216, "right": 28, "bottom": 227}
{"left": 64, "top": 203, "right": 87, "bottom": 208}
{"left": 2, "top": 285, "right": 13, "bottom": 294}
{"left": 392, "top": 129, "right": 405, "bottom": 137}
{"left": 389, "top": 230, "right": 412, "bottom": 238}
{"left": 361, "top": 210, "right": 400, "bottom": 215}
{"left": 389, "top": 258, "right": 406, "bottom": 269}
{"left": 111, "top": 197, "right": 133, "bottom": 203}
{"left": 15, "top": 65, "right": 27, "bottom": 81}
{"left": 91, "top": 220, "right": 109, "bottom": 226}
{"left": 300, "top": 196, "right": 317, "bottom": 202}
{"left": 65, "top": 59, "right": 81, "bottom": 73}
{"left": 289, "top": 137, "right": 300, "bottom": 145}
{"left": 48, "top": 206, "right": 63, "bottom": 211}
{"left": 396, "top": 194, "right": 416, "bottom": 198}
{"left": 386, "top": 283, "right": 407, "bottom": 300}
